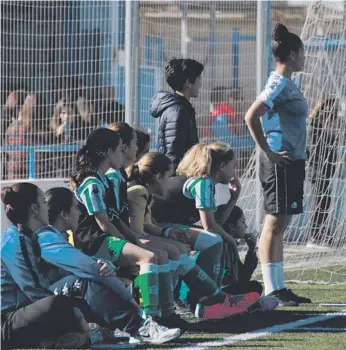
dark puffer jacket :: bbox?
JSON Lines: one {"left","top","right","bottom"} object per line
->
{"left": 150, "top": 91, "right": 199, "bottom": 171}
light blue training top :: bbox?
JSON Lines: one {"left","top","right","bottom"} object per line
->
{"left": 257, "top": 72, "right": 309, "bottom": 160}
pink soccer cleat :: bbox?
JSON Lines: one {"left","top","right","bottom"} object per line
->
{"left": 195, "top": 292, "right": 260, "bottom": 321}
{"left": 228, "top": 292, "right": 261, "bottom": 309}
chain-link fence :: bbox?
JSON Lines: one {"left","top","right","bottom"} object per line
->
{"left": 0, "top": 1, "right": 323, "bottom": 180}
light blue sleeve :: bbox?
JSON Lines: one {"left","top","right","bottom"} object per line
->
{"left": 257, "top": 74, "right": 287, "bottom": 109}
{"left": 1, "top": 235, "right": 52, "bottom": 302}
{"left": 37, "top": 231, "right": 133, "bottom": 301}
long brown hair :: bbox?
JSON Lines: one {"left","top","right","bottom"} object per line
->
{"left": 19, "top": 93, "right": 36, "bottom": 130}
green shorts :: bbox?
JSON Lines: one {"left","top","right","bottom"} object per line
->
{"left": 95, "top": 236, "right": 128, "bottom": 263}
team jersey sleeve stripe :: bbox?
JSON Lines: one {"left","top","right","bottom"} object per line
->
{"left": 257, "top": 75, "right": 286, "bottom": 109}
{"left": 79, "top": 181, "right": 107, "bottom": 215}
{"left": 194, "top": 178, "right": 214, "bottom": 209}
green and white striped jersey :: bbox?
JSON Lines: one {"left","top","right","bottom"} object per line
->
{"left": 183, "top": 176, "right": 216, "bottom": 212}
{"left": 74, "top": 172, "right": 110, "bottom": 215}
{"left": 106, "top": 168, "right": 124, "bottom": 212}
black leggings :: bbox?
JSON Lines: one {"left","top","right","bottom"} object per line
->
{"left": 1, "top": 295, "right": 82, "bottom": 349}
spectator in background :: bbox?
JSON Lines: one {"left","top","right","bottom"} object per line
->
{"left": 93, "top": 86, "right": 125, "bottom": 127}
{"left": 2, "top": 90, "right": 27, "bottom": 138}
{"left": 150, "top": 58, "right": 203, "bottom": 172}
{"left": 307, "top": 98, "right": 339, "bottom": 248}
{"left": 5, "top": 92, "right": 51, "bottom": 179}
{"left": 5, "top": 93, "right": 37, "bottom": 179}
{"left": 50, "top": 98, "right": 78, "bottom": 177}
{"left": 50, "top": 98, "right": 76, "bottom": 143}
{"left": 1, "top": 90, "right": 27, "bottom": 180}
{"left": 205, "top": 86, "right": 245, "bottom": 139}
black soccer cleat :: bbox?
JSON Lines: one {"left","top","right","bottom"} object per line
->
{"left": 281, "top": 288, "right": 312, "bottom": 304}
{"left": 268, "top": 289, "right": 299, "bottom": 307}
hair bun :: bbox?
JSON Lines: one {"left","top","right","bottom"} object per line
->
{"left": 272, "top": 23, "right": 289, "bottom": 42}
{"left": 1, "top": 187, "right": 15, "bottom": 205}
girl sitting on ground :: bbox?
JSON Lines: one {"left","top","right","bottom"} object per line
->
{"left": 223, "top": 205, "right": 259, "bottom": 290}
{"left": 221, "top": 205, "right": 279, "bottom": 310}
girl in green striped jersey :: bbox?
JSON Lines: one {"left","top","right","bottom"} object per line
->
{"left": 108, "top": 122, "right": 192, "bottom": 329}
{"left": 177, "top": 143, "right": 239, "bottom": 286}
{"left": 70, "top": 128, "right": 180, "bottom": 327}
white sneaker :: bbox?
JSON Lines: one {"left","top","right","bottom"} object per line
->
{"left": 134, "top": 316, "right": 181, "bottom": 344}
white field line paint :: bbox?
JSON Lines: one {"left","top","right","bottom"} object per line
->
{"left": 298, "top": 327, "right": 346, "bottom": 332}
{"left": 176, "top": 311, "right": 346, "bottom": 349}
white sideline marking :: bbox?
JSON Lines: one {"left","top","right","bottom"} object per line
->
{"left": 298, "top": 327, "right": 346, "bottom": 332}
{"left": 176, "top": 311, "right": 346, "bottom": 349}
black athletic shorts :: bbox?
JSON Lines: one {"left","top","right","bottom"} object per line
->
{"left": 259, "top": 152, "right": 305, "bottom": 215}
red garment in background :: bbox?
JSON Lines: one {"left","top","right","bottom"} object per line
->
{"left": 211, "top": 102, "right": 236, "bottom": 119}
{"left": 5, "top": 120, "right": 31, "bottom": 179}
{"left": 203, "top": 102, "right": 240, "bottom": 138}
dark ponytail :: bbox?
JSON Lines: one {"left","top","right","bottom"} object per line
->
{"left": 70, "top": 128, "right": 121, "bottom": 189}
{"left": 272, "top": 23, "right": 303, "bottom": 62}
{"left": 1, "top": 183, "right": 39, "bottom": 228}
{"left": 127, "top": 163, "right": 146, "bottom": 186}
{"left": 70, "top": 145, "right": 94, "bottom": 189}
{"left": 1, "top": 183, "right": 46, "bottom": 280}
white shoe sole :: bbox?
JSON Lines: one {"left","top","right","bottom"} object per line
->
{"left": 142, "top": 329, "right": 182, "bottom": 344}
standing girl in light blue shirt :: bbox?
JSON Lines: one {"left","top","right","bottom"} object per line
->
{"left": 245, "top": 23, "right": 311, "bottom": 306}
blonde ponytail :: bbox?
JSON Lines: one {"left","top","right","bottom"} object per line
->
{"left": 177, "top": 142, "right": 234, "bottom": 178}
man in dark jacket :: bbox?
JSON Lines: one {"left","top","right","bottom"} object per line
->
{"left": 150, "top": 58, "right": 204, "bottom": 171}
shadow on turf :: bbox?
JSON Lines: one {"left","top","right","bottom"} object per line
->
{"left": 187, "top": 310, "right": 335, "bottom": 334}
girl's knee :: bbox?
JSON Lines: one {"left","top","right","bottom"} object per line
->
{"left": 166, "top": 244, "right": 182, "bottom": 260}
{"left": 141, "top": 250, "right": 157, "bottom": 265}
{"left": 195, "top": 231, "right": 223, "bottom": 252}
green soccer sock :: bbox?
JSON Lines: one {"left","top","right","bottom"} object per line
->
{"left": 135, "top": 263, "right": 159, "bottom": 318}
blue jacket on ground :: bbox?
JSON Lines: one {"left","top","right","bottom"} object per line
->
{"left": 1, "top": 225, "right": 52, "bottom": 313}
{"left": 150, "top": 91, "right": 199, "bottom": 170}
{"left": 36, "top": 225, "right": 133, "bottom": 302}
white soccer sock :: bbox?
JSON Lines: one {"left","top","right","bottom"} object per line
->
{"left": 276, "top": 261, "right": 286, "bottom": 290}
{"left": 261, "top": 263, "right": 279, "bottom": 295}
